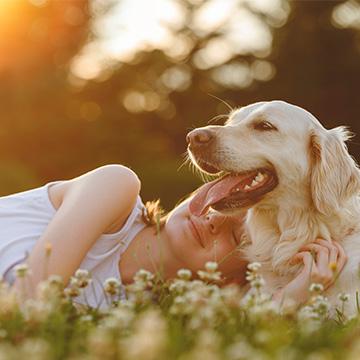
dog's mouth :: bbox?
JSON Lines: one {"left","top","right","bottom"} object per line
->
{"left": 189, "top": 167, "right": 278, "bottom": 216}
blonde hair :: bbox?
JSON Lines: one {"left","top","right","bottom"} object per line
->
{"left": 142, "top": 199, "right": 167, "bottom": 229}
{"left": 142, "top": 191, "right": 196, "bottom": 229}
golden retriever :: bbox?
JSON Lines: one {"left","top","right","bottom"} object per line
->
{"left": 187, "top": 100, "right": 360, "bottom": 313}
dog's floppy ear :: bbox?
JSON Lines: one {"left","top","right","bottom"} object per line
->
{"left": 310, "top": 126, "right": 360, "bottom": 215}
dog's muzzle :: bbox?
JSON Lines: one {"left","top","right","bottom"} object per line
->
{"left": 186, "top": 128, "right": 221, "bottom": 174}
{"left": 186, "top": 128, "right": 215, "bottom": 150}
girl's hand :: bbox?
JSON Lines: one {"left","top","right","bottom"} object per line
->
{"left": 273, "top": 239, "right": 347, "bottom": 305}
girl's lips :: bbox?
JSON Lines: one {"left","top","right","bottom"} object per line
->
{"left": 188, "top": 217, "right": 205, "bottom": 248}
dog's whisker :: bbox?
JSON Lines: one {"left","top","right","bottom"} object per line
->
{"left": 206, "top": 93, "right": 234, "bottom": 111}
{"left": 207, "top": 114, "right": 229, "bottom": 125}
{"left": 177, "top": 152, "right": 191, "bottom": 172}
{"left": 177, "top": 159, "right": 188, "bottom": 172}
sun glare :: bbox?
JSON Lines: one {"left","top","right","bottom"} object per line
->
{"left": 0, "top": 0, "right": 21, "bottom": 21}
{"left": 69, "top": 0, "right": 287, "bottom": 81}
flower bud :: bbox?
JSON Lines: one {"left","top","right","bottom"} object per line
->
{"left": 14, "top": 263, "right": 29, "bottom": 278}
{"left": 205, "top": 261, "right": 218, "bottom": 273}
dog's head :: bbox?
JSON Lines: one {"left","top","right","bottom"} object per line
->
{"left": 187, "top": 100, "right": 360, "bottom": 216}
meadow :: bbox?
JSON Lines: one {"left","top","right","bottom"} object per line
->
{"left": 0, "top": 261, "right": 359, "bottom": 360}
{"left": 1, "top": 1, "right": 359, "bottom": 358}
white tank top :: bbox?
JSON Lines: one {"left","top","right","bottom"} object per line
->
{"left": 0, "top": 181, "right": 146, "bottom": 309}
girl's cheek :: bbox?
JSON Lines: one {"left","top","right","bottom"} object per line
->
{"left": 212, "top": 244, "right": 235, "bottom": 263}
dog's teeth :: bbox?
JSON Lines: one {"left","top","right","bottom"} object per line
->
{"left": 255, "top": 172, "right": 264, "bottom": 182}
{"left": 231, "top": 187, "right": 241, "bottom": 194}
{"left": 251, "top": 179, "right": 259, "bottom": 187}
{"left": 244, "top": 185, "right": 251, "bottom": 190}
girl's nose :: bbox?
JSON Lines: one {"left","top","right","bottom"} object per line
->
{"left": 205, "top": 212, "right": 227, "bottom": 234}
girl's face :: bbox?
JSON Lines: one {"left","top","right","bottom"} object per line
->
{"left": 164, "top": 197, "right": 248, "bottom": 284}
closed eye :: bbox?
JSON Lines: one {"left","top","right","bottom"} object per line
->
{"left": 232, "top": 229, "right": 241, "bottom": 246}
{"left": 253, "top": 120, "right": 278, "bottom": 131}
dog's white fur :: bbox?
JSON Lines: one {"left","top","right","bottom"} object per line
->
{"left": 195, "top": 100, "right": 360, "bottom": 313}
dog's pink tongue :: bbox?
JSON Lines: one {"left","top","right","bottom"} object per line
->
{"left": 189, "top": 175, "right": 248, "bottom": 216}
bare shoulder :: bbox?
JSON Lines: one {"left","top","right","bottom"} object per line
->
{"left": 48, "top": 164, "right": 141, "bottom": 212}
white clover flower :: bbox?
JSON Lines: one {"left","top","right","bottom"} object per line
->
{"left": 309, "top": 283, "right": 324, "bottom": 293}
{"left": 197, "top": 270, "right": 222, "bottom": 282}
{"left": 104, "top": 277, "right": 121, "bottom": 287}
{"left": 110, "top": 307, "right": 135, "bottom": 329}
{"left": 245, "top": 271, "right": 256, "bottom": 282}
{"left": 310, "top": 295, "right": 330, "bottom": 317}
{"left": 185, "top": 290, "right": 202, "bottom": 305}
{"left": 36, "top": 278, "right": 64, "bottom": 302}
{"left": 123, "top": 310, "right": 167, "bottom": 360}
{"left": 298, "top": 306, "right": 320, "bottom": 322}
{"left": 250, "top": 277, "right": 265, "bottom": 289}
{"left": 338, "top": 292, "right": 350, "bottom": 302}
{"left": 134, "top": 269, "right": 154, "bottom": 283}
{"left": 174, "top": 296, "right": 187, "bottom": 305}
{"left": 69, "top": 277, "right": 80, "bottom": 287}
{"left": 64, "top": 286, "right": 81, "bottom": 298}
{"left": 73, "top": 269, "right": 91, "bottom": 288}
{"left": 169, "top": 279, "right": 187, "bottom": 294}
{"left": 170, "top": 296, "right": 189, "bottom": 316}
{"left": 126, "top": 280, "right": 147, "bottom": 294}
{"left": 314, "top": 300, "right": 330, "bottom": 315}
{"left": 247, "top": 262, "right": 261, "bottom": 272}
{"left": 177, "top": 268, "right": 192, "bottom": 280}
{"left": 23, "top": 299, "right": 52, "bottom": 323}
{"left": 14, "top": 263, "right": 29, "bottom": 278}
{"left": 205, "top": 261, "right": 218, "bottom": 273}
{"left": 104, "top": 277, "right": 121, "bottom": 296}
{"left": 75, "top": 269, "right": 89, "bottom": 279}
{"left": 47, "top": 274, "right": 63, "bottom": 286}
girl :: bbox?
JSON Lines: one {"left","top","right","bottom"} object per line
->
{"left": 0, "top": 164, "right": 346, "bottom": 308}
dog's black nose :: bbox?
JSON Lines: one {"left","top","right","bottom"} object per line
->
{"left": 186, "top": 129, "right": 213, "bottom": 147}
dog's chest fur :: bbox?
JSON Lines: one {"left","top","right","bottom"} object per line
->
{"left": 243, "top": 202, "right": 360, "bottom": 310}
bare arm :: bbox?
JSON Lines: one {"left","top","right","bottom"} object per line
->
{"left": 13, "top": 164, "right": 141, "bottom": 297}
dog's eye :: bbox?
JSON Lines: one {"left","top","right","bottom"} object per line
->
{"left": 253, "top": 121, "right": 277, "bottom": 131}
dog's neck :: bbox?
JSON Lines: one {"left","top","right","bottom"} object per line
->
{"left": 245, "top": 194, "right": 360, "bottom": 275}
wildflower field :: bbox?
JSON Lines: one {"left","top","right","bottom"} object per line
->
{"left": 1, "top": 262, "right": 359, "bottom": 360}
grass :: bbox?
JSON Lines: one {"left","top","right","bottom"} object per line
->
{"left": 0, "top": 263, "right": 359, "bottom": 359}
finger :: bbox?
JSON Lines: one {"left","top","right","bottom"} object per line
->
{"left": 291, "top": 251, "right": 312, "bottom": 265}
{"left": 333, "top": 242, "right": 348, "bottom": 273}
{"left": 296, "top": 252, "right": 316, "bottom": 277}
{"left": 301, "top": 243, "right": 333, "bottom": 279}
{"left": 315, "top": 247, "right": 331, "bottom": 275}
{"left": 314, "top": 238, "right": 338, "bottom": 264}
{"left": 300, "top": 244, "right": 329, "bottom": 265}
{"left": 309, "top": 245, "right": 334, "bottom": 285}
{"left": 298, "top": 246, "right": 335, "bottom": 287}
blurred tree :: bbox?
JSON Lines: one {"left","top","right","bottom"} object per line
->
{"left": 73, "top": 0, "right": 286, "bottom": 208}
{"left": 265, "top": 0, "right": 360, "bottom": 159}
{"left": 0, "top": 0, "right": 90, "bottom": 193}
{"left": 0, "top": 0, "right": 359, "bottom": 210}
{"left": 235, "top": 0, "right": 360, "bottom": 157}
